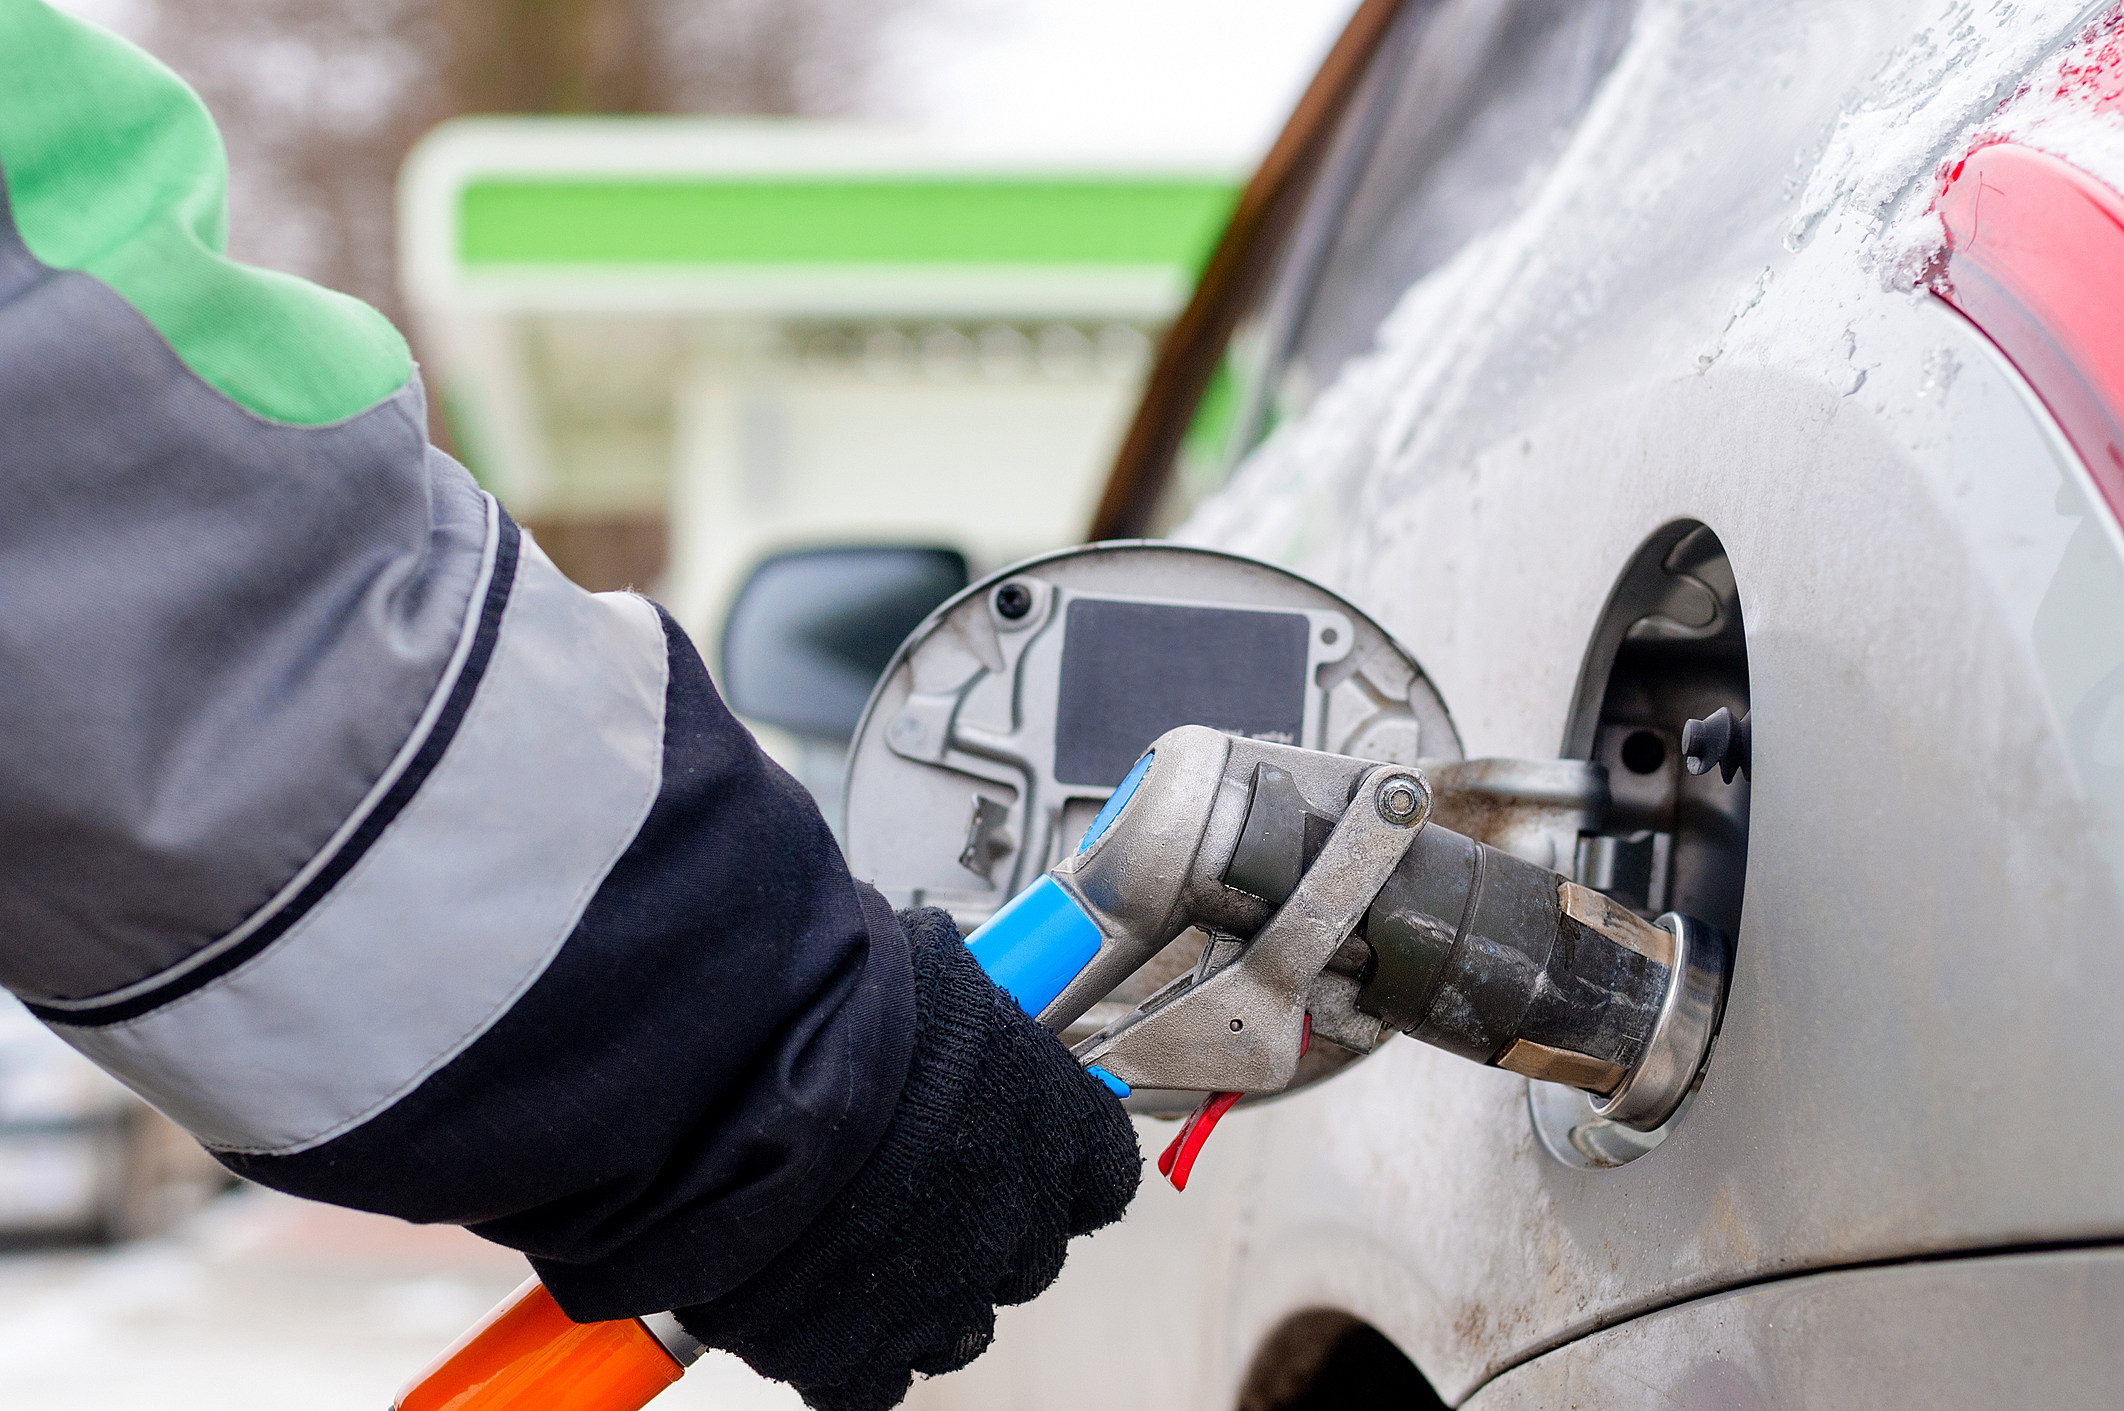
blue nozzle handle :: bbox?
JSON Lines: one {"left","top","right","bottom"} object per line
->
{"left": 964, "top": 880, "right": 1132, "bottom": 1099}
{"left": 965, "top": 875, "right": 1103, "bottom": 1018}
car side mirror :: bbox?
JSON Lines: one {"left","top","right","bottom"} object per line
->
{"left": 719, "top": 545, "right": 970, "bottom": 743}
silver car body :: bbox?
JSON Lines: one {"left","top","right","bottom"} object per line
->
{"left": 910, "top": 0, "right": 2124, "bottom": 1404}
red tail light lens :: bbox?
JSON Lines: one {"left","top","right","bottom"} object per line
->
{"left": 1932, "top": 142, "right": 2124, "bottom": 523}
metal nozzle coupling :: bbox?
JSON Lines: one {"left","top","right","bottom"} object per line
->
{"left": 1220, "top": 749, "right": 1730, "bottom": 1131}
{"left": 1025, "top": 726, "right": 1729, "bottom": 1129}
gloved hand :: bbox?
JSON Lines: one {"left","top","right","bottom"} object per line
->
{"left": 677, "top": 907, "right": 1142, "bottom": 1411}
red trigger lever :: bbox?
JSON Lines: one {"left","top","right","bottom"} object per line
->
{"left": 1156, "top": 1014, "right": 1310, "bottom": 1191}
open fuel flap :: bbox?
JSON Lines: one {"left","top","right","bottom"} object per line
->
{"left": 843, "top": 544, "right": 1459, "bottom": 1110}
{"left": 843, "top": 542, "right": 1734, "bottom": 1137}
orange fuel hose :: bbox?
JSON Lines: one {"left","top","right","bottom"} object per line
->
{"left": 395, "top": 1277, "right": 688, "bottom": 1411}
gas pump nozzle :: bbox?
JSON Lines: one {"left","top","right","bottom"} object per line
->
{"left": 968, "top": 725, "right": 1731, "bottom": 1151}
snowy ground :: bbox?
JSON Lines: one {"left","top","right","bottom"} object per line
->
{"left": 0, "top": 1185, "right": 803, "bottom": 1411}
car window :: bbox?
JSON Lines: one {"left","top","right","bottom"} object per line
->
{"left": 1155, "top": 0, "right": 1636, "bottom": 531}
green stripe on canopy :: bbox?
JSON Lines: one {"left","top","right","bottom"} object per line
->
{"left": 459, "top": 177, "right": 1237, "bottom": 269}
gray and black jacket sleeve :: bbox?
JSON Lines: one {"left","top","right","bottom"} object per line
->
{"left": 0, "top": 1, "right": 1136, "bottom": 1376}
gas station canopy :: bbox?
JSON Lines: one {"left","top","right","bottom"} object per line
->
{"left": 398, "top": 120, "right": 1239, "bottom": 633}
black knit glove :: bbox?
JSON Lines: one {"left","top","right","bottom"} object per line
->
{"left": 676, "top": 907, "right": 1142, "bottom": 1411}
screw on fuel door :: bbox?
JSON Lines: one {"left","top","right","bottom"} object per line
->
{"left": 993, "top": 580, "right": 1035, "bottom": 621}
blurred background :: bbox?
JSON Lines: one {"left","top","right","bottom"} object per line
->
{"left": 2, "top": 0, "right": 1353, "bottom": 1405}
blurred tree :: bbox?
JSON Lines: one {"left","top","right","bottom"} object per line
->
{"left": 139, "top": 0, "right": 909, "bottom": 328}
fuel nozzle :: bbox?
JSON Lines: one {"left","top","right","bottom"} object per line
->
{"left": 969, "top": 725, "right": 1731, "bottom": 1146}
{"left": 1220, "top": 753, "right": 1730, "bottom": 1130}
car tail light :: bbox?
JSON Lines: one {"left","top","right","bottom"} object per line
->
{"left": 1932, "top": 144, "right": 2124, "bottom": 522}
{"left": 1930, "top": 22, "right": 2124, "bottom": 524}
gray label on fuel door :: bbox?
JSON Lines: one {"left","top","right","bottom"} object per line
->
{"left": 1053, "top": 598, "right": 1309, "bottom": 787}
